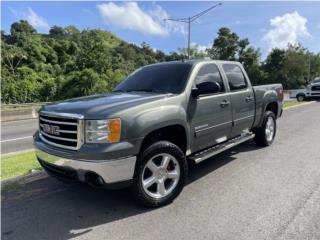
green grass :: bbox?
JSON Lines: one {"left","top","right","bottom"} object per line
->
{"left": 283, "top": 101, "right": 308, "bottom": 109}
{"left": 1, "top": 151, "right": 41, "bottom": 180}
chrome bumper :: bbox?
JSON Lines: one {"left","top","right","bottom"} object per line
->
{"left": 36, "top": 149, "right": 136, "bottom": 184}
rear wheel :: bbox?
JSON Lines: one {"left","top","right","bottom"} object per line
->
{"left": 131, "top": 141, "right": 187, "bottom": 207}
{"left": 254, "top": 111, "right": 276, "bottom": 147}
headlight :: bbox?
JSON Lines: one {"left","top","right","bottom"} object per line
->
{"left": 85, "top": 119, "right": 121, "bottom": 143}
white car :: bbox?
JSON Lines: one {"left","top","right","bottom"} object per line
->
{"left": 290, "top": 79, "right": 320, "bottom": 101}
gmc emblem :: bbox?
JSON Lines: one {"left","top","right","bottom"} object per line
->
{"left": 43, "top": 124, "right": 60, "bottom": 135}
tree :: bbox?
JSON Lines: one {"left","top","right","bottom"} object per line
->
{"left": 49, "top": 26, "right": 65, "bottom": 37}
{"left": 178, "top": 44, "right": 207, "bottom": 59}
{"left": 263, "top": 48, "right": 286, "bottom": 86}
{"left": 207, "top": 27, "right": 239, "bottom": 60}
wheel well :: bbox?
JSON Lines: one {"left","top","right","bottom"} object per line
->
{"left": 140, "top": 125, "right": 187, "bottom": 154}
{"left": 297, "top": 93, "right": 306, "bottom": 98}
{"left": 266, "top": 102, "right": 278, "bottom": 117}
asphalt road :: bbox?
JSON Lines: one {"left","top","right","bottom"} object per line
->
{"left": 2, "top": 102, "right": 320, "bottom": 240}
{"left": 1, "top": 119, "right": 38, "bottom": 154}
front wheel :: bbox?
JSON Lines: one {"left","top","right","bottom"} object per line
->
{"left": 297, "top": 94, "right": 305, "bottom": 102}
{"left": 131, "top": 141, "right": 188, "bottom": 207}
{"left": 254, "top": 111, "right": 276, "bottom": 147}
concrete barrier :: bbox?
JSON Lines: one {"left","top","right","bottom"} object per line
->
{"left": 1, "top": 108, "right": 39, "bottom": 122}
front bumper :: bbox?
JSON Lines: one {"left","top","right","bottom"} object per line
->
{"left": 34, "top": 131, "right": 138, "bottom": 187}
{"left": 36, "top": 149, "right": 136, "bottom": 186}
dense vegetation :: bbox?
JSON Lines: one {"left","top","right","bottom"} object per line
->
{"left": 2, "top": 21, "right": 320, "bottom": 103}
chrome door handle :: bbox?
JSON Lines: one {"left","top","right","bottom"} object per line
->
{"left": 220, "top": 100, "right": 230, "bottom": 108}
{"left": 245, "top": 96, "right": 254, "bottom": 102}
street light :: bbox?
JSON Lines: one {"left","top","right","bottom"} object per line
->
{"left": 164, "top": 3, "right": 222, "bottom": 59}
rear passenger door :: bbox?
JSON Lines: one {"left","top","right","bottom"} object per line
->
{"left": 222, "top": 64, "right": 255, "bottom": 137}
{"left": 189, "top": 63, "right": 232, "bottom": 152}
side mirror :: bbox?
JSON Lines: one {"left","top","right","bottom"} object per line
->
{"left": 191, "top": 88, "right": 200, "bottom": 98}
{"left": 192, "top": 81, "right": 221, "bottom": 98}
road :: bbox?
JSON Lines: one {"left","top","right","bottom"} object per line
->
{"left": 2, "top": 102, "right": 320, "bottom": 240}
{"left": 1, "top": 119, "right": 38, "bottom": 154}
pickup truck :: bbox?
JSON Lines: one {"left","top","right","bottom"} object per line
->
{"left": 290, "top": 78, "right": 320, "bottom": 101}
{"left": 34, "top": 60, "right": 283, "bottom": 207}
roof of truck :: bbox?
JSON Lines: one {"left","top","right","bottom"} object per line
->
{"left": 150, "top": 59, "right": 241, "bottom": 66}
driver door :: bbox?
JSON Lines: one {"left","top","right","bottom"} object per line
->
{"left": 189, "top": 63, "right": 232, "bottom": 153}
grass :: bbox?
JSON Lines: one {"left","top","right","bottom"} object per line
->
{"left": 1, "top": 151, "right": 41, "bottom": 180}
{"left": 283, "top": 101, "right": 309, "bottom": 109}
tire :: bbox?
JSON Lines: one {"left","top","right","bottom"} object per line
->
{"left": 297, "top": 94, "right": 305, "bottom": 102}
{"left": 131, "top": 141, "right": 188, "bottom": 207}
{"left": 254, "top": 111, "right": 276, "bottom": 147}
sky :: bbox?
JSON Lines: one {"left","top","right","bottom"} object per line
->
{"left": 2, "top": 1, "right": 320, "bottom": 59}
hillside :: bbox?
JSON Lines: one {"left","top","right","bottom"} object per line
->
{"left": 1, "top": 20, "right": 182, "bottom": 103}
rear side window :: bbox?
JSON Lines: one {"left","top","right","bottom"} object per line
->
{"left": 223, "top": 64, "right": 247, "bottom": 91}
{"left": 194, "top": 64, "right": 225, "bottom": 92}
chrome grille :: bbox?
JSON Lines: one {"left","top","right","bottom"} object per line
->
{"left": 311, "top": 86, "right": 320, "bottom": 91}
{"left": 39, "top": 111, "right": 84, "bottom": 150}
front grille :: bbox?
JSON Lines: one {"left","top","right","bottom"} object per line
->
{"left": 311, "top": 92, "right": 320, "bottom": 96}
{"left": 311, "top": 86, "right": 320, "bottom": 91}
{"left": 39, "top": 112, "right": 84, "bottom": 150}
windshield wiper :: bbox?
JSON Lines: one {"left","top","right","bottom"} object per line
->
{"left": 126, "top": 89, "right": 157, "bottom": 93}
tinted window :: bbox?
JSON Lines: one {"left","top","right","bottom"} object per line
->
{"left": 114, "top": 63, "right": 192, "bottom": 94}
{"left": 223, "top": 64, "right": 247, "bottom": 91}
{"left": 194, "top": 64, "right": 225, "bottom": 92}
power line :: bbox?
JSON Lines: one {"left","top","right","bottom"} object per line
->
{"left": 164, "top": 3, "right": 222, "bottom": 59}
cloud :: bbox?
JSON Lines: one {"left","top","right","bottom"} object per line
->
{"left": 263, "top": 11, "right": 310, "bottom": 51}
{"left": 8, "top": 7, "right": 50, "bottom": 32}
{"left": 97, "top": 2, "right": 185, "bottom": 36}
{"left": 9, "top": 7, "right": 19, "bottom": 18}
{"left": 82, "top": 8, "right": 93, "bottom": 15}
{"left": 25, "top": 7, "right": 50, "bottom": 31}
{"left": 191, "top": 42, "right": 210, "bottom": 53}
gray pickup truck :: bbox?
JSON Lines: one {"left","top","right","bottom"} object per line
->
{"left": 34, "top": 60, "right": 283, "bottom": 207}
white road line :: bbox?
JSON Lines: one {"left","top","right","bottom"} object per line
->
{"left": 1, "top": 136, "right": 33, "bottom": 143}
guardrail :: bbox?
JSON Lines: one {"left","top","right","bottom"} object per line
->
{"left": 1, "top": 103, "right": 49, "bottom": 122}
{"left": 2, "top": 102, "right": 50, "bottom": 108}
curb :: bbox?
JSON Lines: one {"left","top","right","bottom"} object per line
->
{"left": 1, "top": 170, "right": 46, "bottom": 189}
{"left": 2, "top": 148, "right": 35, "bottom": 157}
{"left": 283, "top": 101, "right": 316, "bottom": 110}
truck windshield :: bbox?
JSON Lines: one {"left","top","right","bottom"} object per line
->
{"left": 312, "top": 79, "right": 320, "bottom": 84}
{"left": 113, "top": 63, "right": 192, "bottom": 94}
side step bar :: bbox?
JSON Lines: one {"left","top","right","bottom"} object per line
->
{"left": 188, "top": 132, "right": 255, "bottom": 164}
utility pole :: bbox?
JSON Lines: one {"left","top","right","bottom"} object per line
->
{"left": 164, "top": 3, "right": 222, "bottom": 59}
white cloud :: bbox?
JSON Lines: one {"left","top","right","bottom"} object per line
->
{"left": 8, "top": 7, "right": 50, "bottom": 32}
{"left": 82, "top": 8, "right": 93, "bottom": 15}
{"left": 97, "top": 2, "right": 185, "bottom": 36}
{"left": 25, "top": 7, "right": 50, "bottom": 31}
{"left": 9, "top": 7, "right": 19, "bottom": 18}
{"left": 148, "top": 3, "right": 186, "bottom": 35}
{"left": 191, "top": 42, "right": 210, "bottom": 53}
{"left": 263, "top": 11, "right": 310, "bottom": 51}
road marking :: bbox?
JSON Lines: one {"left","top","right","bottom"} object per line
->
{"left": 1, "top": 136, "right": 33, "bottom": 143}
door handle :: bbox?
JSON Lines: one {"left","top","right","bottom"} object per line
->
{"left": 220, "top": 100, "right": 230, "bottom": 108}
{"left": 245, "top": 96, "right": 254, "bottom": 102}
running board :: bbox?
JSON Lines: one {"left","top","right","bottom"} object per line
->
{"left": 188, "top": 133, "right": 255, "bottom": 164}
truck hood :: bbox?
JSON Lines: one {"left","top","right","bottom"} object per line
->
{"left": 42, "top": 92, "right": 170, "bottom": 119}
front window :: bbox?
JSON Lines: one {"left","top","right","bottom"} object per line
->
{"left": 114, "top": 63, "right": 192, "bottom": 94}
